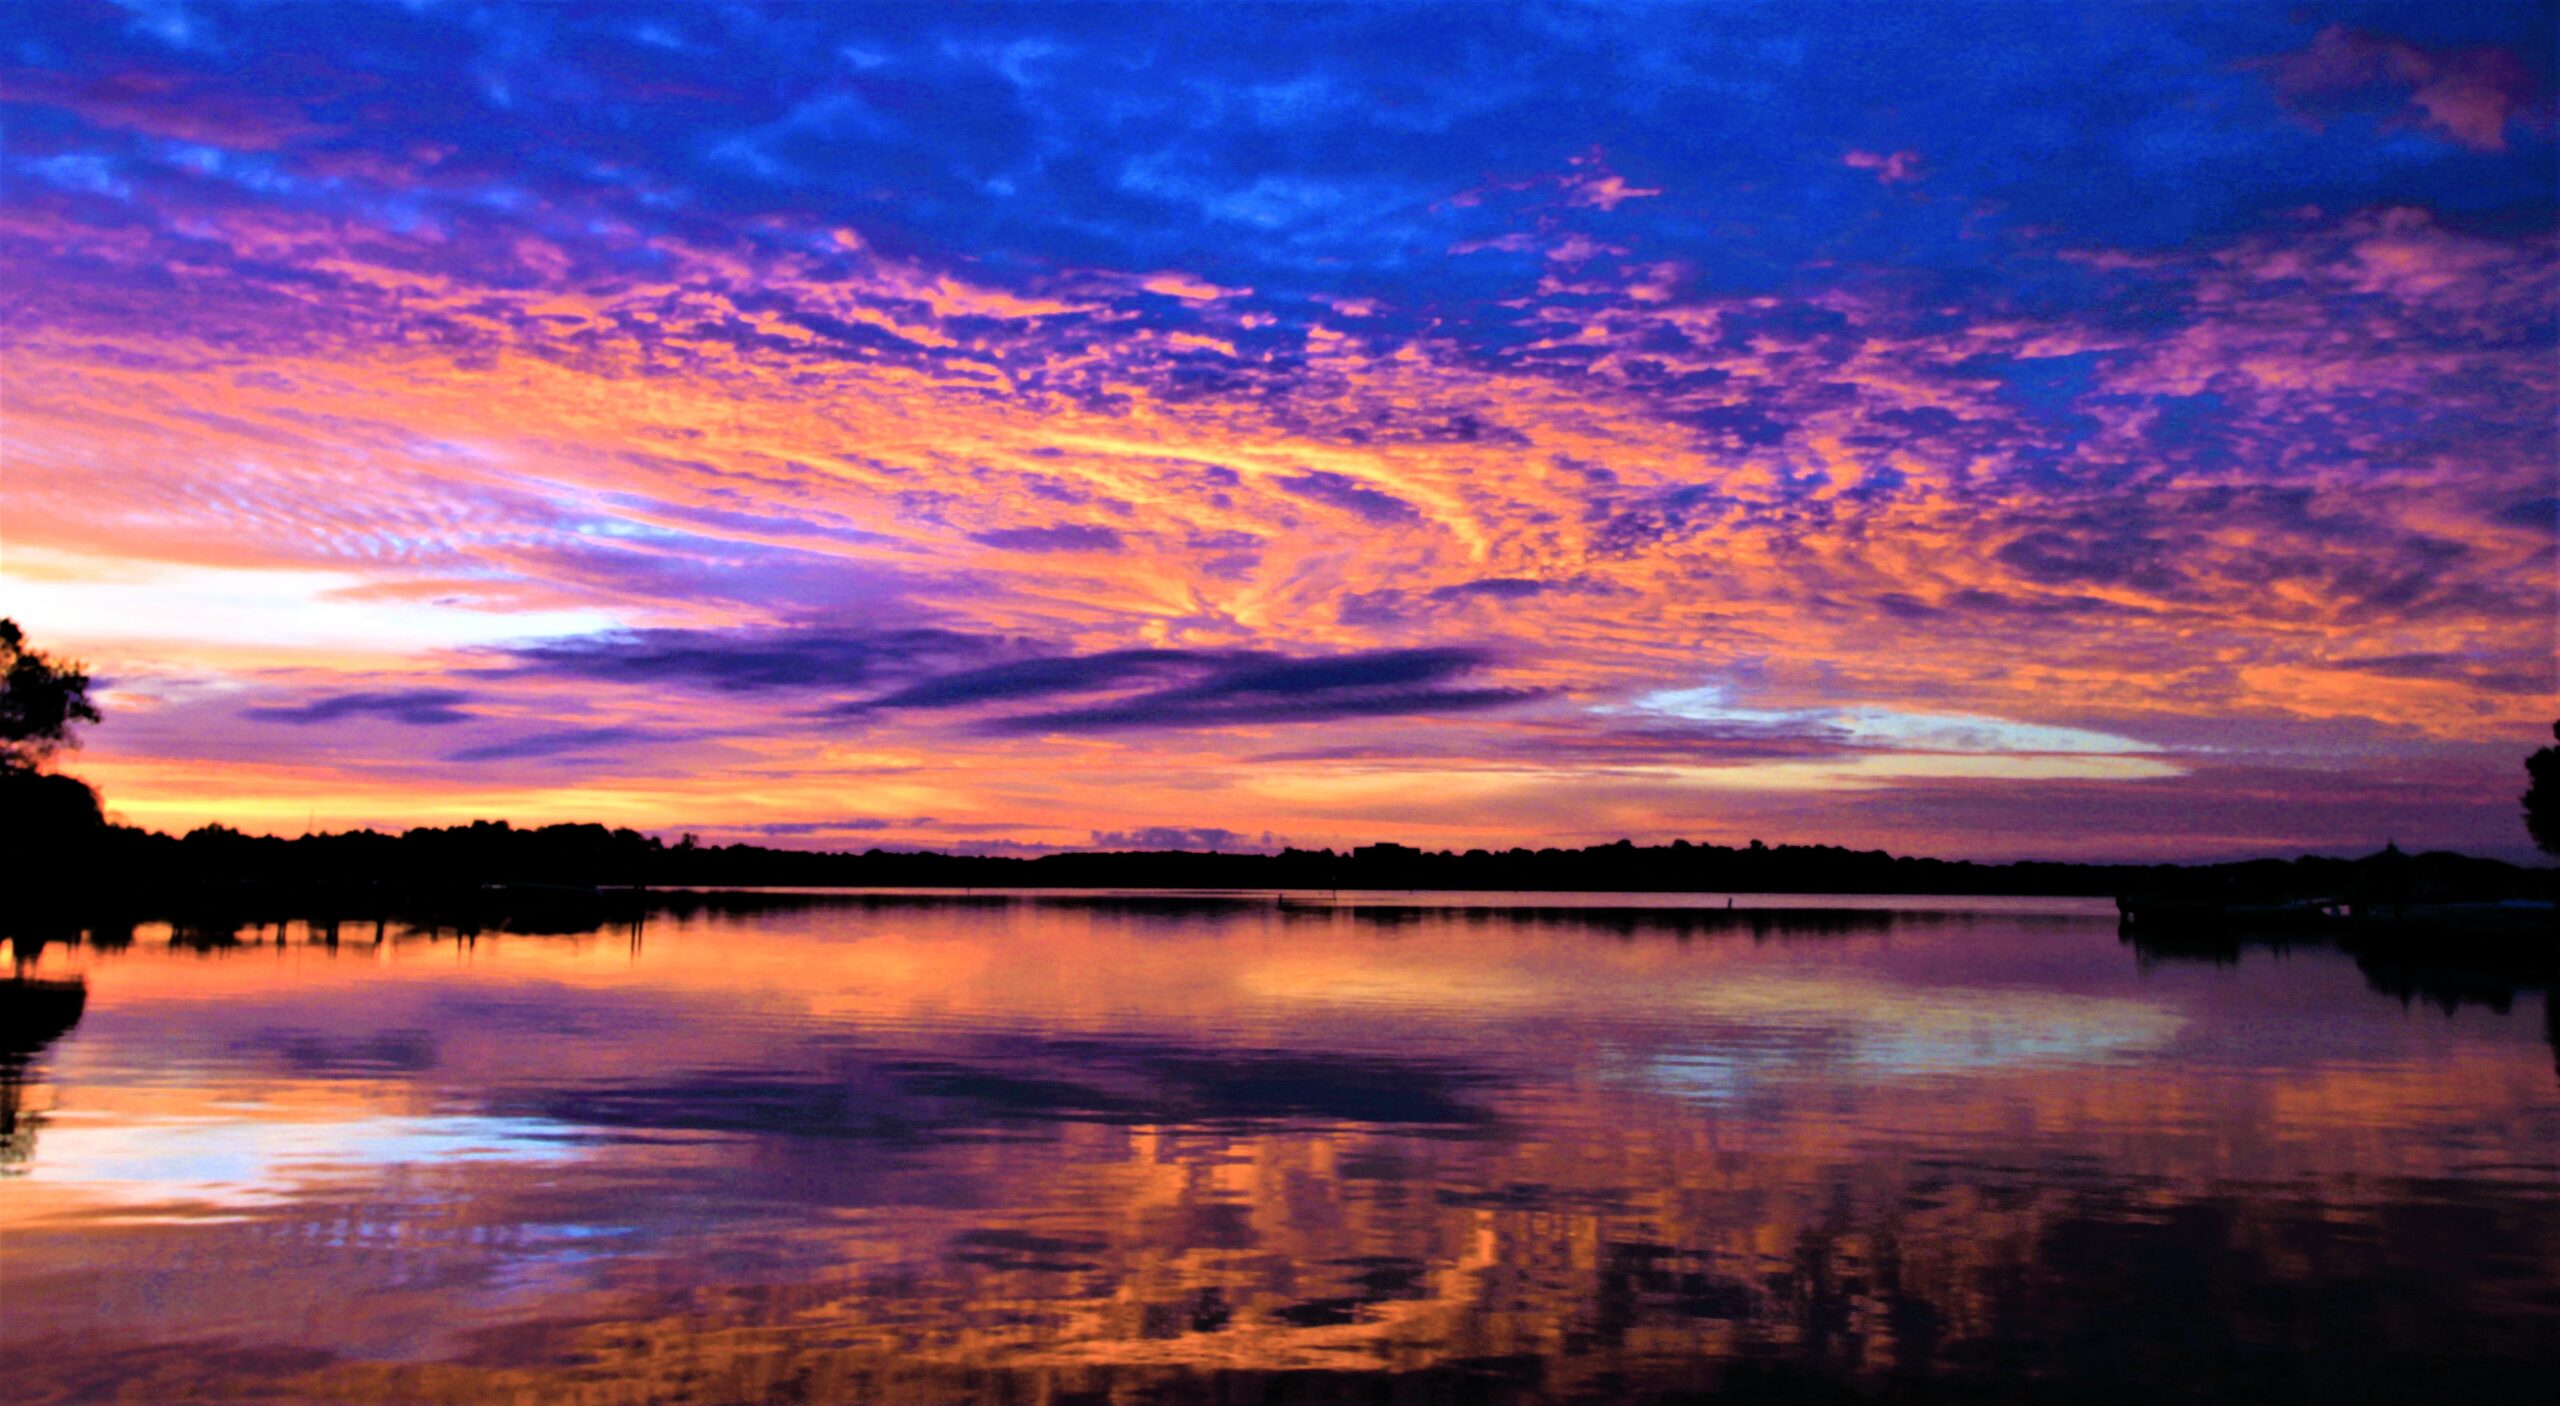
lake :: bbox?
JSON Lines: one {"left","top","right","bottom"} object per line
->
{"left": 4, "top": 893, "right": 2554, "bottom": 1404}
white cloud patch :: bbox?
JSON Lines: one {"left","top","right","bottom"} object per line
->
{"left": 1622, "top": 685, "right": 2162, "bottom": 756}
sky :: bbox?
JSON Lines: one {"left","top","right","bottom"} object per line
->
{"left": 2, "top": 0, "right": 2554, "bottom": 861}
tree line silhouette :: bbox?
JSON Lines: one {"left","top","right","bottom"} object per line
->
{"left": 18, "top": 809, "right": 2552, "bottom": 938}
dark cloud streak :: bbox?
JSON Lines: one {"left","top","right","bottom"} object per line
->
{"left": 977, "top": 647, "right": 1541, "bottom": 735}
{"left": 503, "top": 626, "right": 990, "bottom": 692}
{"left": 499, "top": 626, "right": 1537, "bottom": 737}
{"left": 244, "top": 688, "right": 476, "bottom": 727}
{"left": 443, "top": 725, "right": 660, "bottom": 765}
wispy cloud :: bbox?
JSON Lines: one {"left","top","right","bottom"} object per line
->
{"left": 838, "top": 644, "right": 1541, "bottom": 735}
{"left": 244, "top": 688, "right": 476, "bottom": 727}
{"left": 444, "top": 725, "right": 663, "bottom": 765}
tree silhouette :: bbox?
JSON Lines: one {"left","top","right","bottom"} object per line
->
{"left": 2527, "top": 721, "right": 2560, "bottom": 858}
{"left": 1, "top": 619, "right": 100, "bottom": 774}
{"left": 0, "top": 620, "right": 107, "bottom": 868}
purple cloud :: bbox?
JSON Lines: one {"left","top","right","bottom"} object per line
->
{"left": 968, "top": 524, "right": 1127, "bottom": 552}
{"left": 1275, "top": 471, "right": 1422, "bottom": 525}
{"left": 504, "top": 626, "right": 991, "bottom": 693}
{"left": 243, "top": 688, "right": 476, "bottom": 726}
{"left": 1087, "top": 826, "right": 1283, "bottom": 852}
{"left": 444, "top": 725, "right": 661, "bottom": 764}
{"left": 982, "top": 647, "right": 1539, "bottom": 735}
{"left": 833, "top": 643, "right": 1539, "bottom": 734}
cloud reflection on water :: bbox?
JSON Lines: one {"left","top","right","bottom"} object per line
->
{"left": 1, "top": 897, "right": 2552, "bottom": 1403}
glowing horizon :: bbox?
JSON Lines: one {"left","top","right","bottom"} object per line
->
{"left": 3, "top": 2, "right": 2554, "bottom": 861}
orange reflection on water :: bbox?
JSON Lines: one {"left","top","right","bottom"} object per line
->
{"left": 3, "top": 897, "right": 2554, "bottom": 1404}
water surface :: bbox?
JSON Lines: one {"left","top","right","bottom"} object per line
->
{"left": 5, "top": 893, "right": 2554, "bottom": 1403}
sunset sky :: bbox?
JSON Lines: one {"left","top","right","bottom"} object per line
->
{"left": 3, "top": 1, "right": 2554, "bottom": 860}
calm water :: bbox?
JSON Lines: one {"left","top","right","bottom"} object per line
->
{"left": 4, "top": 893, "right": 2554, "bottom": 1404}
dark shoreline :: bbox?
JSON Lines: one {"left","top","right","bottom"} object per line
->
{"left": 19, "top": 816, "right": 2556, "bottom": 918}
